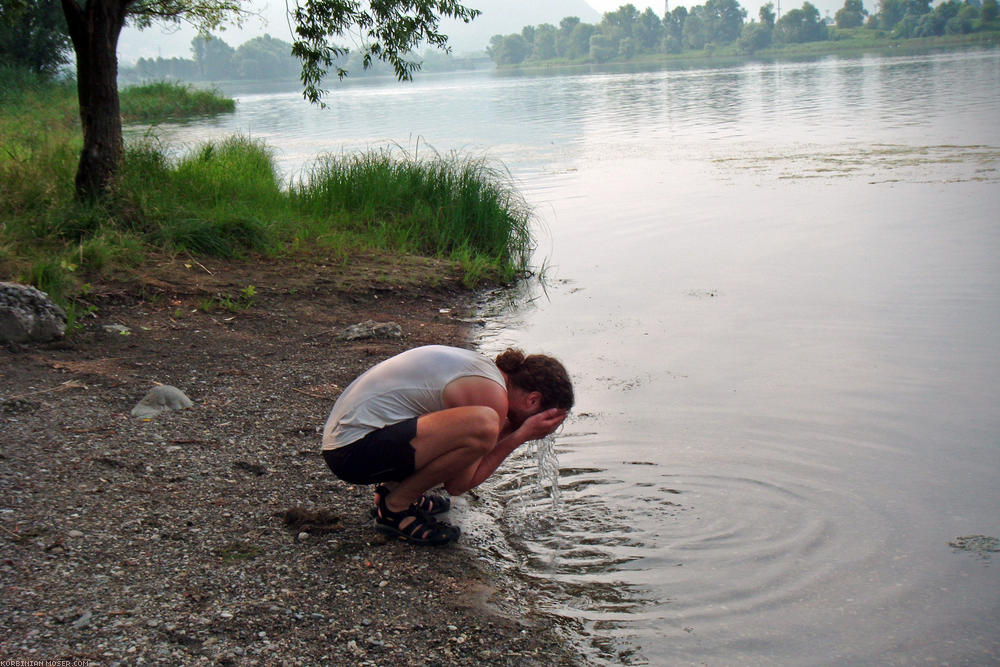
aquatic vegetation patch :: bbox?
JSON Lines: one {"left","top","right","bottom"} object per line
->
{"left": 714, "top": 144, "right": 1000, "bottom": 183}
{"left": 948, "top": 534, "right": 999, "bottom": 559}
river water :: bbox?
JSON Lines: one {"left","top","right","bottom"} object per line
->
{"left": 140, "top": 50, "right": 1000, "bottom": 664}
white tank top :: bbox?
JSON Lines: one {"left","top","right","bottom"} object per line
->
{"left": 322, "top": 345, "right": 506, "bottom": 450}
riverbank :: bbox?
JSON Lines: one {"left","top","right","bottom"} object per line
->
{"left": 0, "top": 253, "right": 581, "bottom": 665}
{"left": 1, "top": 69, "right": 532, "bottom": 325}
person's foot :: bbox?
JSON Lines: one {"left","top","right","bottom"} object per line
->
{"left": 374, "top": 494, "right": 459, "bottom": 546}
{"left": 373, "top": 484, "right": 451, "bottom": 516}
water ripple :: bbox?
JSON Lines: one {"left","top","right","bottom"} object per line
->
{"left": 477, "top": 445, "right": 890, "bottom": 665}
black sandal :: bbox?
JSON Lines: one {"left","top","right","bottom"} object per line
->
{"left": 374, "top": 494, "right": 459, "bottom": 546}
{"left": 374, "top": 484, "right": 451, "bottom": 515}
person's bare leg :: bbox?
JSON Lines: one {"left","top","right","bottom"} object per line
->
{"left": 382, "top": 406, "right": 499, "bottom": 514}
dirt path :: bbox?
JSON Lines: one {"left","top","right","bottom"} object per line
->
{"left": 0, "top": 253, "right": 580, "bottom": 665}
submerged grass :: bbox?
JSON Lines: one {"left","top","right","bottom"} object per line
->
{"left": 1, "top": 67, "right": 534, "bottom": 310}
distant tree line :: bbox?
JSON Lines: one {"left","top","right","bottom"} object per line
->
{"left": 128, "top": 33, "right": 480, "bottom": 83}
{"left": 488, "top": 0, "right": 1000, "bottom": 63}
{"left": 131, "top": 34, "right": 310, "bottom": 82}
{"left": 885, "top": 0, "right": 998, "bottom": 36}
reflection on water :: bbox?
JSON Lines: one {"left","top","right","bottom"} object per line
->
{"left": 137, "top": 50, "right": 1000, "bottom": 665}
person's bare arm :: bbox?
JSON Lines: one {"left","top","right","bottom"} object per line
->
{"left": 440, "top": 376, "right": 566, "bottom": 494}
{"left": 465, "top": 408, "right": 567, "bottom": 488}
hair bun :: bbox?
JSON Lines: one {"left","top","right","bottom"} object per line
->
{"left": 495, "top": 347, "right": 573, "bottom": 410}
{"left": 494, "top": 348, "right": 525, "bottom": 373}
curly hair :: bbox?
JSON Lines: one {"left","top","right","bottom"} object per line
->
{"left": 495, "top": 348, "right": 574, "bottom": 411}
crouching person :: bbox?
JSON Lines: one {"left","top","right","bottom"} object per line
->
{"left": 321, "top": 345, "right": 573, "bottom": 546}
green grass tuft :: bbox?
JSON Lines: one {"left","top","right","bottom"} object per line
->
{"left": 119, "top": 81, "right": 235, "bottom": 122}
{"left": 291, "top": 149, "right": 533, "bottom": 282}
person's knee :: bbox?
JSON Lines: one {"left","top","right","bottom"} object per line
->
{"left": 463, "top": 406, "right": 500, "bottom": 454}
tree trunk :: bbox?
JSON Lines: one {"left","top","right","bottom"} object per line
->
{"left": 61, "top": 0, "right": 128, "bottom": 200}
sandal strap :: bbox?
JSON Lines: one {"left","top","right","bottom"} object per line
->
{"left": 374, "top": 484, "right": 451, "bottom": 515}
{"left": 375, "top": 494, "right": 458, "bottom": 545}
{"left": 416, "top": 491, "right": 450, "bottom": 515}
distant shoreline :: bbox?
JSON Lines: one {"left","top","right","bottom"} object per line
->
{"left": 120, "top": 32, "right": 998, "bottom": 91}
{"left": 494, "top": 32, "right": 1000, "bottom": 75}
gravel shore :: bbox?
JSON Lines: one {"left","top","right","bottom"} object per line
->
{"left": 0, "top": 254, "right": 581, "bottom": 666}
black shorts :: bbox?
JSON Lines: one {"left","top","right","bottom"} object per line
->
{"left": 322, "top": 417, "right": 418, "bottom": 485}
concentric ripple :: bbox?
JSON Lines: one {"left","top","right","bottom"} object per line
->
{"left": 468, "top": 438, "right": 894, "bottom": 666}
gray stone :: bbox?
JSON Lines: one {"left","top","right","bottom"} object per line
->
{"left": 338, "top": 319, "right": 402, "bottom": 341}
{"left": 70, "top": 610, "right": 93, "bottom": 630}
{"left": 131, "top": 385, "right": 193, "bottom": 418}
{"left": 0, "top": 282, "right": 67, "bottom": 344}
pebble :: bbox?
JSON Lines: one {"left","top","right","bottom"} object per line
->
{"left": 67, "top": 529, "right": 84, "bottom": 538}
{"left": 70, "top": 611, "right": 92, "bottom": 629}
{"left": 297, "top": 531, "right": 309, "bottom": 541}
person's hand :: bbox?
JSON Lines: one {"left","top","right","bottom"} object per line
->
{"left": 518, "top": 408, "right": 567, "bottom": 442}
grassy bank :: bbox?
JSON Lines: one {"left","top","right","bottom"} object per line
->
{"left": 0, "top": 67, "right": 533, "bottom": 323}
{"left": 118, "top": 81, "right": 236, "bottom": 121}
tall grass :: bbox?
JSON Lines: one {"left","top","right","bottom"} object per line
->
{"left": 0, "top": 66, "right": 79, "bottom": 218}
{"left": 291, "top": 149, "right": 533, "bottom": 279}
{"left": 1, "top": 67, "right": 535, "bottom": 308}
{"left": 113, "top": 135, "right": 285, "bottom": 257}
{"left": 119, "top": 81, "right": 235, "bottom": 122}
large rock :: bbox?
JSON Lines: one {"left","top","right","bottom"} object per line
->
{"left": 131, "top": 385, "right": 193, "bottom": 418}
{"left": 338, "top": 319, "right": 403, "bottom": 341}
{"left": 0, "top": 282, "right": 67, "bottom": 344}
